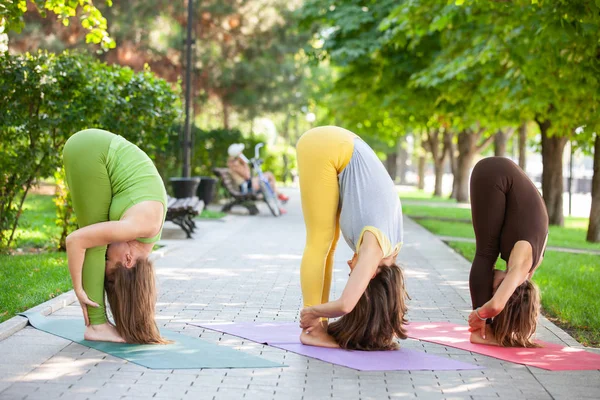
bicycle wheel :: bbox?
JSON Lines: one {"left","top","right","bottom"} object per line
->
{"left": 259, "top": 180, "right": 281, "bottom": 217}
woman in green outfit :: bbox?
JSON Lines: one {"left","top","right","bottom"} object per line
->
{"left": 63, "top": 129, "right": 168, "bottom": 344}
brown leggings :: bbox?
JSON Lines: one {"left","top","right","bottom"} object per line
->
{"left": 468, "top": 157, "right": 548, "bottom": 309}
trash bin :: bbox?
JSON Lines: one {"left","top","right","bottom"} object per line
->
{"left": 169, "top": 177, "right": 201, "bottom": 199}
{"left": 196, "top": 176, "right": 217, "bottom": 205}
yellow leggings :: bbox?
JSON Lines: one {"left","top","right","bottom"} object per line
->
{"left": 296, "top": 126, "right": 356, "bottom": 307}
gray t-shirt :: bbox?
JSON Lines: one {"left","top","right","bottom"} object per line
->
{"left": 338, "top": 138, "right": 403, "bottom": 256}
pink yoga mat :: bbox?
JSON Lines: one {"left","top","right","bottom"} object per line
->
{"left": 406, "top": 322, "right": 600, "bottom": 371}
{"left": 191, "top": 322, "right": 481, "bottom": 371}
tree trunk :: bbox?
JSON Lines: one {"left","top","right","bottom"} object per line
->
{"left": 397, "top": 139, "right": 408, "bottom": 184}
{"left": 417, "top": 155, "right": 426, "bottom": 190}
{"left": 223, "top": 100, "right": 230, "bottom": 129}
{"left": 518, "top": 123, "right": 527, "bottom": 170}
{"left": 539, "top": 119, "right": 567, "bottom": 226}
{"left": 446, "top": 132, "right": 457, "bottom": 199}
{"left": 433, "top": 161, "right": 444, "bottom": 197}
{"left": 587, "top": 133, "right": 600, "bottom": 242}
{"left": 455, "top": 131, "right": 477, "bottom": 203}
{"left": 386, "top": 152, "right": 398, "bottom": 182}
{"left": 424, "top": 129, "right": 447, "bottom": 197}
{"left": 453, "top": 128, "right": 496, "bottom": 203}
{"left": 494, "top": 129, "right": 507, "bottom": 157}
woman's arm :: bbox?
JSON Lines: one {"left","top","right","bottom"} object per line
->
{"left": 300, "top": 232, "right": 381, "bottom": 327}
{"left": 66, "top": 221, "right": 145, "bottom": 290}
{"left": 474, "top": 241, "right": 532, "bottom": 319}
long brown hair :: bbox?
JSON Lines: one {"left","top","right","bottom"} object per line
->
{"left": 105, "top": 258, "right": 170, "bottom": 344}
{"left": 491, "top": 280, "right": 541, "bottom": 348}
{"left": 327, "top": 264, "right": 409, "bottom": 351}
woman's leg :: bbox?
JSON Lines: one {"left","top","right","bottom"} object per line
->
{"left": 469, "top": 158, "right": 507, "bottom": 309}
{"left": 63, "top": 129, "right": 114, "bottom": 325}
{"left": 321, "top": 210, "right": 341, "bottom": 304}
{"left": 297, "top": 151, "right": 340, "bottom": 307}
{"left": 297, "top": 126, "right": 354, "bottom": 307}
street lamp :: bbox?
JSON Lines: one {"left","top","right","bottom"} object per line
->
{"left": 169, "top": 0, "right": 200, "bottom": 199}
{"left": 182, "top": 0, "right": 194, "bottom": 178}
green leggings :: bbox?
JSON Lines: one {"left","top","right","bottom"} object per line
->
{"left": 63, "top": 129, "right": 115, "bottom": 325}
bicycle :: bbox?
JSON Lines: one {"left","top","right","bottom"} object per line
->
{"left": 242, "top": 143, "right": 284, "bottom": 217}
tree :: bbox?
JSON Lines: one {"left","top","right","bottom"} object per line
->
{"left": 1, "top": 0, "right": 114, "bottom": 50}
{"left": 8, "top": 0, "right": 310, "bottom": 135}
{"left": 382, "top": 0, "right": 600, "bottom": 218}
{"left": 299, "top": 0, "right": 433, "bottom": 176}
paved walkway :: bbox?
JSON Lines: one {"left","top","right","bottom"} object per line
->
{"left": 1, "top": 189, "right": 599, "bottom": 400}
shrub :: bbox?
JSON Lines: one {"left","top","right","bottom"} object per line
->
{"left": 0, "top": 51, "right": 181, "bottom": 252}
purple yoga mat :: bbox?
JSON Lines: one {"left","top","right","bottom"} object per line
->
{"left": 191, "top": 322, "right": 482, "bottom": 371}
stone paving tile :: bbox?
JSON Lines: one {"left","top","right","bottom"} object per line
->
{"left": 1, "top": 189, "right": 599, "bottom": 400}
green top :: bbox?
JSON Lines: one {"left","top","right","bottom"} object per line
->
{"left": 106, "top": 135, "right": 167, "bottom": 243}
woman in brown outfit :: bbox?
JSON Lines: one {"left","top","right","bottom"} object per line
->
{"left": 467, "top": 157, "right": 549, "bottom": 347}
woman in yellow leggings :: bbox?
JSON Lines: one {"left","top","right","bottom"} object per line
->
{"left": 297, "top": 126, "right": 409, "bottom": 350}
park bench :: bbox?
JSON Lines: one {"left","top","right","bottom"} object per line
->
{"left": 213, "top": 168, "right": 260, "bottom": 215}
{"left": 166, "top": 196, "right": 205, "bottom": 238}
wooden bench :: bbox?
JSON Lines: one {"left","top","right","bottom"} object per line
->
{"left": 213, "top": 168, "right": 260, "bottom": 215}
{"left": 166, "top": 196, "right": 205, "bottom": 238}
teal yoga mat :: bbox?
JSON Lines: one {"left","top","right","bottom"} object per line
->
{"left": 21, "top": 312, "right": 283, "bottom": 370}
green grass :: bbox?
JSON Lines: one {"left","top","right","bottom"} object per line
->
{"left": 418, "top": 219, "right": 476, "bottom": 238}
{"left": 0, "top": 252, "right": 71, "bottom": 323}
{"left": 403, "top": 204, "right": 472, "bottom": 220}
{"left": 197, "top": 209, "right": 227, "bottom": 219}
{"left": 399, "top": 189, "right": 457, "bottom": 204}
{"left": 448, "top": 241, "right": 600, "bottom": 347}
{"left": 404, "top": 204, "right": 600, "bottom": 251}
{"left": 11, "top": 194, "right": 60, "bottom": 250}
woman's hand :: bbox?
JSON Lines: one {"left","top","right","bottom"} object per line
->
{"left": 468, "top": 308, "right": 487, "bottom": 339}
{"left": 299, "top": 307, "right": 320, "bottom": 333}
{"left": 75, "top": 289, "right": 100, "bottom": 326}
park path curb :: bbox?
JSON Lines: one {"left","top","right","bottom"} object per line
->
{"left": 0, "top": 245, "right": 173, "bottom": 342}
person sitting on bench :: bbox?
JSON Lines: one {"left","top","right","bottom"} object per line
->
{"left": 227, "top": 143, "right": 289, "bottom": 206}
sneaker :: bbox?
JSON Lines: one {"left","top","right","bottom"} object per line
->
{"left": 278, "top": 193, "right": 289, "bottom": 203}
{"left": 279, "top": 207, "right": 287, "bottom": 215}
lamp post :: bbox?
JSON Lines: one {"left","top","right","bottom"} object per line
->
{"left": 169, "top": 0, "right": 200, "bottom": 199}
{"left": 182, "top": 0, "right": 194, "bottom": 178}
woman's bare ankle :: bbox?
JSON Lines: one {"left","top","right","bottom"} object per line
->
{"left": 84, "top": 323, "right": 125, "bottom": 343}
{"left": 299, "top": 325, "right": 339, "bottom": 348}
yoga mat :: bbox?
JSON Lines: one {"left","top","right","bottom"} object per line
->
{"left": 21, "top": 312, "right": 283, "bottom": 369}
{"left": 191, "top": 322, "right": 481, "bottom": 371}
{"left": 406, "top": 322, "right": 600, "bottom": 371}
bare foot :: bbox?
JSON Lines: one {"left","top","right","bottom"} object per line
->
{"left": 299, "top": 323, "right": 339, "bottom": 348}
{"left": 469, "top": 325, "right": 498, "bottom": 346}
{"left": 84, "top": 323, "right": 125, "bottom": 343}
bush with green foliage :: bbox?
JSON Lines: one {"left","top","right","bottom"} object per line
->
{"left": 0, "top": 50, "right": 181, "bottom": 252}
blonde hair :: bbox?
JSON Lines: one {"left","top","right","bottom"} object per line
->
{"left": 328, "top": 264, "right": 409, "bottom": 350}
{"left": 491, "top": 280, "right": 541, "bottom": 348}
{"left": 105, "top": 258, "right": 170, "bottom": 344}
